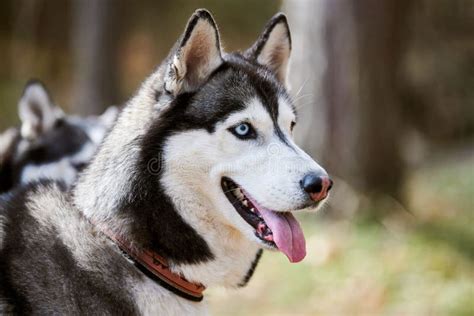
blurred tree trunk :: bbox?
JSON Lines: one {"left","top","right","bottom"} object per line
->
{"left": 352, "top": 0, "right": 411, "bottom": 200}
{"left": 284, "top": 0, "right": 411, "bottom": 204}
{"left": 71, "top": 0, "right": 120, "bottom": 115}
{"left": 323, "top": 0, "right": 358, "bottom": 182}
{"left": 283, "top": 0, "right": 327, "bottom": 160}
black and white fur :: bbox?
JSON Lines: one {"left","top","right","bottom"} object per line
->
{"left": 0, "top": 10, "right": 329, "bottom": 315}
{"left": 0, "top": 80, "right": 118, "bottom": 193}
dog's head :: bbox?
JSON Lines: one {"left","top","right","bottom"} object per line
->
{"left": 143, "top": 10, "right": 332, "bottom": 263}
{"left": 0, "top": 80, "right": 117, "bottom": 192}
{"left": 76, "top": 10, "right": 332, "bottom": 270}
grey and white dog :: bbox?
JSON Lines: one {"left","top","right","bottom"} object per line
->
{"left": 0, "top": 10, "right": 332, "bottom": 315}
{"left": 0, "top": 80, "right": 118, "bottom": 193}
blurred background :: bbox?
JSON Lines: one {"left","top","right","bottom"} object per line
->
{"left": 0, "top": 0, "right": 473, "bottom": 315}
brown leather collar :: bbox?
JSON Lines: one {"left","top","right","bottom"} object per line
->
{"left": 96, "top": 224, "right": 206, "bottom": 302}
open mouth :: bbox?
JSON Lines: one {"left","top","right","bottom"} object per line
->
{"left": 221, "top": 177, "right": 306, "bottom": 263}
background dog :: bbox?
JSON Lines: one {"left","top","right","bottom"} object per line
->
{"left": 0, "top": 80, "right": 118, "bottom": 193}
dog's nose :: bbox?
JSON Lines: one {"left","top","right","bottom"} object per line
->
{"left": 300, "top": 173, "right": 333, "bottom": 202}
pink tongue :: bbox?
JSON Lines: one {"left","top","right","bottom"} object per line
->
{"left": 258, "top": 208, "right": 306, "bottom": 263}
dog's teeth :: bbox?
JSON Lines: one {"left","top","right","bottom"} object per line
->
{"left": 250, "top": 208, "right": 255, "bottom": 212}
{"left": 236, "top": 190, "right": 244, "bottom": 200}
{"left": 264, "top": 234, "right": 274, "bottom": 242}
{"left": 242, "top": 200, "right": 248, "bottom": 207}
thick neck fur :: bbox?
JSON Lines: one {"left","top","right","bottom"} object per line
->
{"left": 159, "top": 181, "right": 261, "bottom": 287}
{"left": 73, "top": 68, "right": 261, "bottom": 289}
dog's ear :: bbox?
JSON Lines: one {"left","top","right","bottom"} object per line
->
{"left": 0, "top": 127, "right": 19, "bottom": 166}
{"left": 18, "top": 80, "right": 62, "bottom": 140}
{"left": 98, "top": 106, "right": 119, "bottom": 129}
{"left": 245, "top": 13, "right": 291, "bottom": 85}
{"left": 164, "top": 9, "right": 223, "bottom": 95}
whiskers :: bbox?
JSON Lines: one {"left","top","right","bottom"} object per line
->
{"left": 292, "top": 78, "right": 315, "bottom": 111}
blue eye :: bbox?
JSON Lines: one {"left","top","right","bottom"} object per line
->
{"left": 235, "top": 123, "right": 250, "bottom": 136}
{"left": 229, "top": 122, "right": 256, "bottom": 140}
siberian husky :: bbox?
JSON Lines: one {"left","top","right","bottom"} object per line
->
{"left": 0, "top": 10, "right": 332, "bottom": 315}
{"left": 0, "top": 80, "right": 118, "bottom": 193}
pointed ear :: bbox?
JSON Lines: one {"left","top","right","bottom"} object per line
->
{"left": 164, "top": 9, "right": 223, "bottom": 95}
{"left": 18, "top": 80, "right": 61, "bottom": 140}
{"left": 245, "top": 13, "right": 292, "bottom": 85}
{"left": 98, "top": 106, "right": 119, "bottom": 128}
{"left": 0, "top": 127, "right": 19, "bottom": 166}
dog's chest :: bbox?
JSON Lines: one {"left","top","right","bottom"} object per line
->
{"left": 130, "top": 277, "right": 208, "bottom": 316}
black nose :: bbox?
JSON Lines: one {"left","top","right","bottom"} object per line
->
{"left": 300, "top": 173, "right": 333, "bottom": 202}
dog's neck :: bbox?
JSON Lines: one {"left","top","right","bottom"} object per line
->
{"left": 74, "top": 78, "right": 261, "bottom": 289}
{"left": 159, "top": 180, "right": 262, "bottom": 287}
